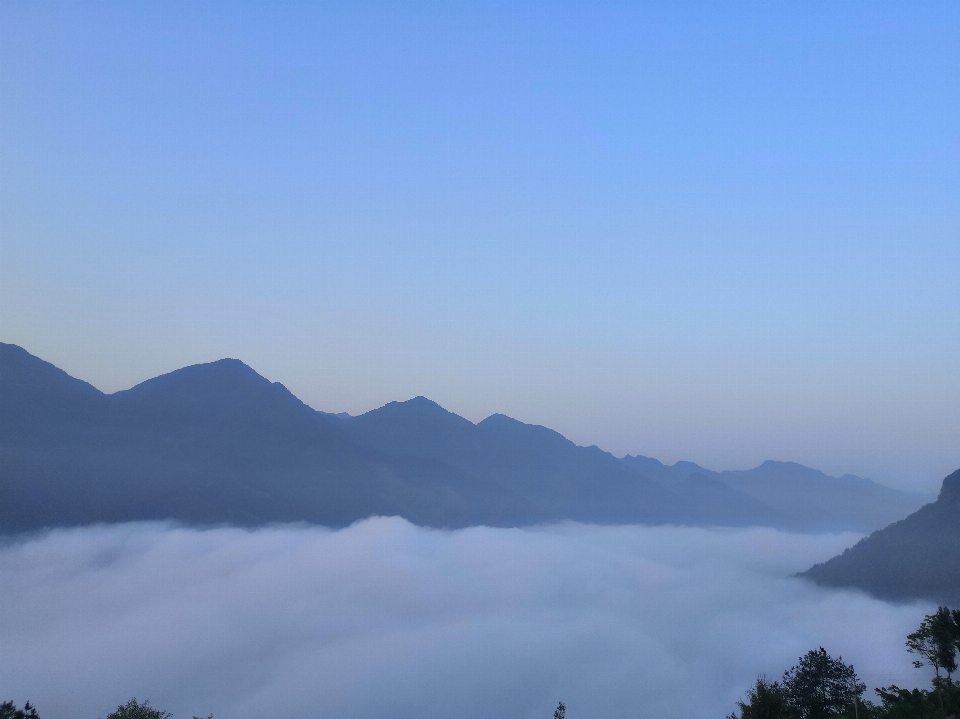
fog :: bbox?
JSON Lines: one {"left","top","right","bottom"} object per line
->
{"left": 0, "top": 519, "right": 934, "bottom": 719}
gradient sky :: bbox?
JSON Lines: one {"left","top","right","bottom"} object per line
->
{"left": 2, "top": 2, "right": 958, "bottom": 491}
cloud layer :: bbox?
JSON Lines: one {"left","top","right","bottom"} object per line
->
{"left": 0, "top": 520, "right": 935, "bottom": 719}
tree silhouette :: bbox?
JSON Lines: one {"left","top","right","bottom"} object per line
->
{"left": 728, "top": 676, "right": 797, "bottom": 719}
{"left": 781, "top": 648, "right": 865, "bottom": 719}
{"left": 732, "top": 607, "right": 960, "bottom": 719}
{"left": 553, "top": 701, "right": 565, "bottom": 719}
{"left": 104, "top": 699, "right": 172, "bottom": 719}
{"left": 905, "top": 607, "right": 960, "bottom": 719}
{"left": 907, "top": 607, "right": 959, "bottom": 679}
{"left": 0, "top": 701, "right": 40, "bottom": 719}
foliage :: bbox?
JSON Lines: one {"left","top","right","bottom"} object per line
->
{"left": 781, "top": 648, "right": 866, "bottom": 719}
{"left": 1, "top": 698, "right": 213, "bottom": 719}
{"left": 554, "top": 701, "right": 565, "bottom": 719}
{"left": 906, "top": 607, "right": 960, "bottom": 679}
{"left": 731, "top": 607, "right": 960, "bottom": 719}
{"left": 728, "top": 676, "right": 797, "bottom": 719}
{"left": 870, "top": 680, "right": 960, "bottom": 719}
{"left": 0, "top": 701, "right": 40, "bottom": 719}
{"left": 729, "top": 649, "right": 864, "bottom": 719}
{"left": 104, "top": 699, "right": 172, "bottom": 719}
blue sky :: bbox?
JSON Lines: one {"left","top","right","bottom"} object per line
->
{"left": 2, "top": 1, "right": 958, "bottom": 490}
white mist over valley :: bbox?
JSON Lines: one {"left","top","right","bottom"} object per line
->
{"left": 0, "top": 520, "right": 932, "bottom": 719}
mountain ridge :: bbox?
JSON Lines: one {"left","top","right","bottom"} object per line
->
{"left": 0, "top": 342, "right": 926, "bottom": 534}
{"left": 621, "top": 454, "right": 928, "bottom": 533}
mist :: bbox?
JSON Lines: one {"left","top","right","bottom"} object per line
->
{"left": 0, "top": 519, "right": 933, "bottom": 719}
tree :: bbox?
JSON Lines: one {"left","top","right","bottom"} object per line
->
{"left": 553, "top": 701, "right": 565, "bottom": 719}
{"left": 0, "top": 702, "right": 40, "bottom": 719}
{"left": 906, "top": 607, "right": 959, "bottom": 680}
{"left": 906, "top": 607, "right": 960, "bottom": 719}
{"left": 104, "top": 699, "right": 172, "bottom": 719}
{"left": 781, "top": 648, "right": 866, "bottom": 719}
{"left": 733, "top": 609, "right": 960, "bottom": 719}
{"left": 872, "top": 680, "right": 960, "bottom": 719}
{"left": 953, "top": 609, "right": 960, "bottom": 659}
{"left": 729, "top": 676, "right": 797, "bottom": 719}
{"left": 873, "top": 684, "right": 940, "bottom": 719}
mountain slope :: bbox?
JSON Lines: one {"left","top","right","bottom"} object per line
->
{"left": 801, "top": 468, "right": 960, "bottom": 604}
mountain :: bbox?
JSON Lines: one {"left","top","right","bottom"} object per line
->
{"left": 801, "top": 468, "right": 960, "bottom": 604}
{"left": 0, "top": 342, "right": 925, "bottom": 534}
{"left": 341, "top": 401, "right": 684, "bottom": 523}
{"left": 1, "top": 343, "right": 681, "bottom": 530}
{"left": 623, "top": 456, "right": 929, "bottom": 533}
{"left": 0, "top": 344, "right": 531, "bottom": 530}
{"left": 620, "top": 455, "right": 787, "bottom": 527}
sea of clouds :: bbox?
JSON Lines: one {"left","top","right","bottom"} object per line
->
{"left": 0, "top": 519, "right": 935, "bottom": 719}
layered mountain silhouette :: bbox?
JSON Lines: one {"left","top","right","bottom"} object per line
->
{"left": 802, "top": 468, "right": 960, "bottom": 604}
{"left": 0, "top": 343, "right": 926, "bottom": 533}
{"left": 622, "top": 455, "right": 922, "bottom": 533}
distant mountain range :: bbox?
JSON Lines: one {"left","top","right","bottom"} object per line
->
{"left": 0, "top": 343, "right": 928, "bottom": 534}
{"left": 802, "top": 468, "right": 960, "bottom": 604}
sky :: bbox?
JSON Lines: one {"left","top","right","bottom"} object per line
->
{"left": 1, "top": 2, "right": 958, "bottom": 491}
{"left": 0, "top": 519, "right": 936, "bottom": 719}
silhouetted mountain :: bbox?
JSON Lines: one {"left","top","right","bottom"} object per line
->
{"left": 0, "top": 343, "right": 925, "bottom": 534}
{"left": 0, "top": 344, "right": 531, "bottom": 531}
{"left": 801, "top": 468, "right": 960, "bottom": 604}
{"left": 621, "top": 455, "right": 785, "bottom": 527}
{"left": 622, "top": 456, "right": 928, "bottom": 533}
{"left": 342, "top": 401, "right": 683, "bottom": 523}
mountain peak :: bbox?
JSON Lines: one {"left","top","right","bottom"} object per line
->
{"left": 109, "top": 357, "right": 311, "bottom": 423}
{"left": 478, "top": 412, "right": 520, "bottom": 426}
{"left": 357, "top": 396, "right": 475, "bottom": 428}
{"left": 939, "top": 468, "right": 960, "bottom": 504}
{"left": 672, "top": 460, "right": 711, "bottom": 476}
{"left": 759, "top": 459, "right": 794, "bottom": 468}
{"left": 403, "top": 396, "right": 447, "bottom": 410}
{"left": 388, "top": 396, "right": 454, "bottom": 416}
{"left": 477, "top": 413, "right": 574, "bottom": 448}
{"left": 118, "top": 358, "right": 269, "bottom": 396}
